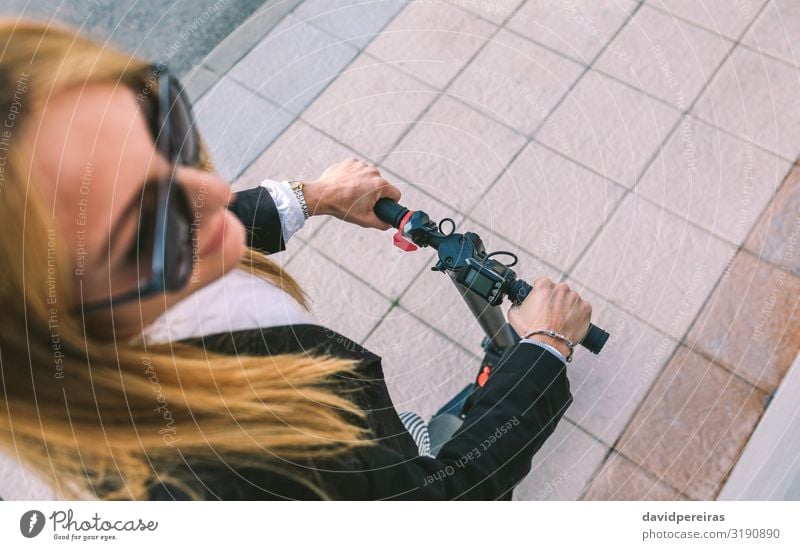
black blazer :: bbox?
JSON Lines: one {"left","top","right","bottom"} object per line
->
{"left": 147, "top": 186, "right": 573, "bottom": 500}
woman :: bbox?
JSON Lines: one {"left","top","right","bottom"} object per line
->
{"left": 0, "top": 21, "right": 592, "bottom": 500}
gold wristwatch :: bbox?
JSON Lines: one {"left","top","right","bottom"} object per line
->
{"left": 289, "top": 180, "right": 309, "bottom": 219}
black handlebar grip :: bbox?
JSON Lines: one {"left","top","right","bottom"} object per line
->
{"left": 581, "top": 324, "right": 610, "bottom": 355}
{"left": 374, "top": 198, "right": 409, "bottom": 228}
{"left": 508, "top": 279, "right": 609, "bottom": 355}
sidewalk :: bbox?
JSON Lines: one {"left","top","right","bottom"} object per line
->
{"left": 190, "top": 0, "right": 800, "bottom": 500}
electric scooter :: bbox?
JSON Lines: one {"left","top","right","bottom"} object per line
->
{"left": 373, "top": 199, "right": 610, "bottom": 453}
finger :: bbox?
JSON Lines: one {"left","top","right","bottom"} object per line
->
{"left": 363, "top": 203, "right": 393, "bottom": 230}
{"left": 365, "top": 216, "right": 392, "bottom": 231}
{"left": 376, "top": 180, "right": 402, "bottom": 202}
{"left": 534, "top": 276, "right": 555, "bottom": 289}
{"left": 578, "top": 323, "right": 592, "bottom": 344}
{"left": 384, "top": 184, "right": 402, "bottom": 202}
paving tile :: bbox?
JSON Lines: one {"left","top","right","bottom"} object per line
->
{"left": 595, "top": 5, "right": 734, "bottom": 109}
{"left": 363, "top": 306, "right": 480, "bottom": 420}
{"left": 308, "top": 174, "right": 444, "bottom": 300}
{"left": 202, "top": 0, "right": 305, "bottom": 75}
{"left": 240, "top": 119, "right": 364, "bottom": 185}
{"left": 448, "top": 27, "right": 585, "bottom": 135}
{"left": 468, "top": 143, "right": 625, "bottom": 273}
{"left": 237, "top": 119, "right": 367, "bottom": 240}
{"left": 445, "top": 0, "right": 526, "bottom": 25}
{"left": 582, "top": 452, "right": 687, "bottom": 500}
{"left": 294, "top": 0, "right": 406, "bottom": 48}
{"left": 0, "top": 453, "right": 57, "bottom": 500}
{"left": 746, "top": 164, "right": 800, "bottom": 277}
{"left": 267, "top": 242, "right": 303, "bottom": 269}
{"left": 513, "top": 420, "right": 608, "bottom": 500}
{"left": 229, "top": 14, "right": 360, "bottom": 114}
{"left": 382, "top": 96, "right": 528, "bottom": 212}
{"left": 506, "top": 0, "right": 638, "bottom": 63}
{"left": 285, "top": 245, "right": 392, "bottom": 343}
{"left": 686, "top": 250, "right": 800, "bottom": 393}
{"left": 572, "top": 194, "right": 736, "bottom": 340}
{"left": 560, "top": 284, "right": 680, "bottom": 446}
{"left": 617, "top": 346, "right": 768, "bottom": 500}
{"left": 301, "top": 53, "right": 438, "bottom": 161}
{"left": 401, "top": 278, "right": 492, "bottom": 358}
{"left": 537, "top": 71, "right": 681, "bottom": 188}
{"left": 646, "top": 0, "right": 766, "bottom": 40}
{"left": 194, "top": 76, "right": 295, "bottom": 181}
{"left": 692, "top": 46, "right": 800, "bottom": 162}
{"left": 742, "top": 0, "right": 800, "bottom": 67}
{"left": 182, "top": 64, "right": 219, "bottom": 103}
{"left": 364, "top": 0, "right": 497, "bottom": 89}
{"left": 637, "top": 116, "right": 790, "bottom": 246}
{"left": 399, "top": 225, "right": 562, "bottom": 355}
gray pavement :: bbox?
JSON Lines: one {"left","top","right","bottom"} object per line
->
{"left": 2, "top": 0, "right": 279, "bottom": 75}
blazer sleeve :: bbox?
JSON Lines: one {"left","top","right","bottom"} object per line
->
{"left": 321, "top": 342, "right": 573, "bottom": 500}
{"left": 228, "top": 186, "right": 286, "bottom": 255}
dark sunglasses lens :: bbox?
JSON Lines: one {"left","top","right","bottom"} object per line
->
{"left": 162, "top": 184, "right": 194, "bottom": 291}
{"left": 99, "top": 184, "right": 157, "bottom": 302}
{"left": 136, "top": 185, "right": 158, "bottom": 281}
{"left": 167, "top": 81, "right": 200, "bottom": 166}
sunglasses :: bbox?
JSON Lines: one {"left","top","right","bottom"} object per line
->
{"left": 81, "top": 65, "right": 200, "bottom": 312}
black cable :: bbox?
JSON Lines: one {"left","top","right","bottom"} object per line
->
{"left": 485, "top": 250, "right": 518, "bottom": 268}
{"left": 438, "top": 217, "right": 456, "bottom": 236}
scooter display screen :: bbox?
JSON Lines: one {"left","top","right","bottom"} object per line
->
{"left": 464, "top": 268, "right": 494, "bottom": 297}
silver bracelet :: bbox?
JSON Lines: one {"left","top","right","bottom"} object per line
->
{"left": 289, "top": 180, "right": 309, "bottom": 220}
{"left": 522, "top": 329, "right": 576, "bottom": 363}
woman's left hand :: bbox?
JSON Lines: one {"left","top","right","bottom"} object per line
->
{"left": 301, "top": 158, "right": 402, "bottom": 230}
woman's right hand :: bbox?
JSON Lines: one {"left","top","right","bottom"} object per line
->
{"left": 301, "top": 158, "right": 401, "bottom": 230}
{"left": 507, "top": 277, "right": 592, "bottom": 358}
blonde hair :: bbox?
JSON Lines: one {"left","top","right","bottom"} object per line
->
{"left": 0, "top": 21, "right": 368, "bottom": 500}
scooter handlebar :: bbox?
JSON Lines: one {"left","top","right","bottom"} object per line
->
{"left": 373, "top": 198, "right": 610, "bottom": 354}
{"left": 509, "top": 280, "right": 609, "bottom": 354}
{"left": 374, "top": 198, "right": 409, "bottom": 228}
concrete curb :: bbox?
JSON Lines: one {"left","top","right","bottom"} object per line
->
{"left": 719, "top": 351, "right": 800, "bottom": 500}
{"left": 182, "top": 0, "right": 304, "bottom": 102}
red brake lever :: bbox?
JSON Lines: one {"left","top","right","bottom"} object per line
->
{"left": 392, "top": 211, "right": 417, "bottom": 252}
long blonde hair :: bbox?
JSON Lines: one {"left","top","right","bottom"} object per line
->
{"left": 0, "top": 21, "right": 368, "bottom": 500}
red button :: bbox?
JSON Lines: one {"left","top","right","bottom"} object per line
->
{"left": 477, "top": 365, "right": 491, "bottom": 387}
